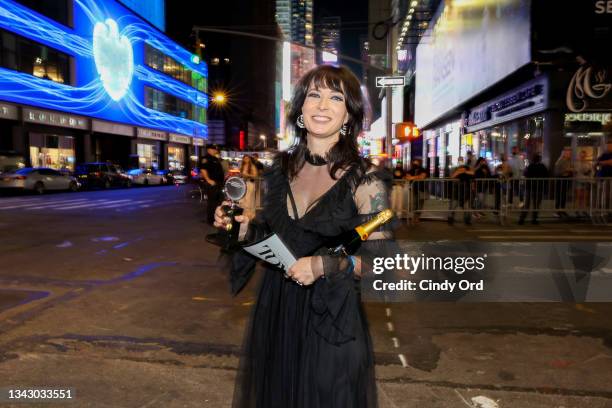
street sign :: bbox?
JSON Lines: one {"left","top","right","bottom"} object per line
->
{"left": 376, "top": 76, "right": 405, "bottom": 88}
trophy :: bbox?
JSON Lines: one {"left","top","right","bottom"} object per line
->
{"left": 222, "top": 176, "right": 247, "bottom": 247}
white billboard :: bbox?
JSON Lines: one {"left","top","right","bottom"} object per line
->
{"left": 415, "top": 0, "right": 531, "bottom": 128}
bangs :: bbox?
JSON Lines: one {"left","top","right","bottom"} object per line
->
{"left": 307, "top": 67, "right": 345, "bottom": 94}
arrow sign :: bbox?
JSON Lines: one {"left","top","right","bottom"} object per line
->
{"left": 376, "top": 76, "right": 405, "bottom": 87}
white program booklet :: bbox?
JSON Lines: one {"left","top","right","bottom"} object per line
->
{"left": 242, "top": 233, "right": 297, "bottom": 272}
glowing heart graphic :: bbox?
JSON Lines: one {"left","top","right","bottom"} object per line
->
{"left": 93, "top": 19, "right": 133, "bottom": 101}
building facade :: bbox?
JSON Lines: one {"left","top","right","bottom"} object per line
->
{"left": 0, "top": 0, "right": 208, "bottom": 173}
{"left": 275, "top": 0, "right": 313, "bottom": 46}
{"left": 414, "top": 0, "right": 611, "bottom": 177}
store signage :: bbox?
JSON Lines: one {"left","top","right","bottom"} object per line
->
{"left": 595, "top": 1, "right": 612, "bottom": 13}
{"left": 564, "top": 112, "right": 612, "bottom": 124}
{"left": 566, "top": 64, "right": 611, "bottom": 113}
{"left": 169, "top": 133, "right": 191, "bottom": 144}
{"left": 24, "top": 108, "right": 89, "bottom": 130}
{"left": 192, "top": 138, "right": 204, "bottom": 146}
{"left": 137, "top": 127, "right": 167, "bottom": 141}
{"left": 0, "top": 103, "right": 18, "bottom": 120}
{"left": 465, "top": 78, "right": 548, "bottom": 132}
{"left": 376, "top": 76, "right": 405, "bottom": 87}
{"left": 92, "top": 120, "right": 133, "bottom": 136}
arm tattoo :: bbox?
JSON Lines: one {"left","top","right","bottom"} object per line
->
{"left": 369, "top": 191, "right": 386, "bottom": 212}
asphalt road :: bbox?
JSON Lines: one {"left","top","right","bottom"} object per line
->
{"left": 0, "top": 186, "right": 611, "bottom": 407}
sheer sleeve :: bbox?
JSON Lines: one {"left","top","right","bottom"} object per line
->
{"left": 310, "top": 168, "right": 400, "bottom": 345}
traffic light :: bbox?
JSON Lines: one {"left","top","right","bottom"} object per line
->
{"left": 395, "top": 122, "right": 420, "bottom": 142}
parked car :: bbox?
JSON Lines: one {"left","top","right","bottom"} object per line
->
{"left": 74, "top": 162, "right": 131, "bottom": 189}
{"left": 0, "top": 167, "right": 79, "bottom": 194}
{"left": 0, "top": 151, "right": 25, "bottom": 175}
{"left": 158, "top": 169, "right": 188, "bottom": 185}
{"left": 127, "top": 168, "right": 165, "bottom": 185}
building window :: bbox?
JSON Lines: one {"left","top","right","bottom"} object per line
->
{"left": 15, "top": 0, "right": 72, "bottom": 27}
{"left": 0, "top": 30, "right": 71, "bottom": 85}
{"left": 145, "top": 86, "right": 206, "bottom": 124}
{"left": 145, "top": 43, "right": 194, "bottom": 86}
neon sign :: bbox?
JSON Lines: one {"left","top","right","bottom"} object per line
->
{"left": 0, "top": 0, "right": 208, "bottom": 138}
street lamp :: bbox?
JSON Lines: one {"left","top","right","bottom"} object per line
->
{"left": 212, "top": 93, "right": 226, "bottom": 104}
{"left": 259, "top": 134, "right": 267, "bottom": 149}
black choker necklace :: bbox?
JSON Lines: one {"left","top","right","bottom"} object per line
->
{"left": 304, "top": 148, "right": 328, "bottom": 166}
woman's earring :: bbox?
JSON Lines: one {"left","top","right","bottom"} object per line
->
{"left": 296, "top": 115, "right": 305, "bottom": 129}
{"left": 340, "top": 124, "right": 348, "bottom": 136}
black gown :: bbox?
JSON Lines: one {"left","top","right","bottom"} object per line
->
{"left": 231, "top": 161, "right": 390, "bottom": 408}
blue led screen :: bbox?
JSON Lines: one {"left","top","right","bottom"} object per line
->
{"left": 0, "top": 0, "right": 207, "bottom": 138}
{"left": 119, "top": 0, "right": 165, "bottom": 32}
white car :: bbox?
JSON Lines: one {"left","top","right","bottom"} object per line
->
{"left": 127, "top": 168, "right": 166, "bottom": 185}
{"left": 0, "top": 167, "right": 79, "bottom": 194}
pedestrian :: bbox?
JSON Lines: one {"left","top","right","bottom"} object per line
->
{"left": 252, "top": 152, "right": 265, "bottom": 173}
{"left": 574, "top": 150, "right": 593, "bottom": 216}
{"left": 239, "top": 155, "right": 259, "bottom": 219}
{"left": 508, "top": 146, "right": 525, "bottom": 207}
{"left": 200, "top": 144, "right": 225, "bottom": 233}
{"left": 391, "top": 162, "right": 406, "bottom": 219}
{"left": 595, "top": 141, "right": 612, "bottom": 220}
{"left": 473, "top": 157, "right": 492, "bottom": 217}
{"left": 448, "top": 160, "right": 475, "bottom": 225}
{"left": 494, "top": 154, "right": 512, "bottom": 213}
{"left": 553, "top": 148, "right": 575, "bottom": 218}
{"left": 519, "top": 153, "right": 549, "bottom": 225}
{"left": 214, "top": 65, "right": 394, "bottom": 407}
{"left": 406, "top": 158, "right": 427, "bottom": 224}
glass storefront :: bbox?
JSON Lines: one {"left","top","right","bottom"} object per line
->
{"left": 167, "top": 145, "right": 185, "bottom": 171}
{"left": 563, "top": 112, "right": 610, "bottom": 166}
{"left": 29, "top": 133, "right": 75, "bottom": 171}
{"left": 137, "top": 143, "right": 159, "bottom": 169}
{"left": 466, "top": 115, "right": 545, "bottom": 168}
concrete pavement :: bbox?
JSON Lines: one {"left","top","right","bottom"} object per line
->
{"left": 0, "top": 187, "right": 611, "bottom": 407}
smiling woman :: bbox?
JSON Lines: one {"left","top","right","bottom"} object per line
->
{"left": 217, "top": 65, "right": 397, "bottom": 408}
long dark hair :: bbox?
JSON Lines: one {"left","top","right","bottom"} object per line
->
{"left": 279, "top": 65, "right": 367, "bottom": 180}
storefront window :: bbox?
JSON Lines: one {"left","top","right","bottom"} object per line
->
{"left": 137, "top": 143, "right": 158, "bottom": 170}
{"left": 29, "top": 133, "right": 75, "bottom": 171}
{"left": 167, "top": 146, "right": 185, "bottom": 171}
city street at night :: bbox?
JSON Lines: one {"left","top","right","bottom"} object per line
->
{"left": 1, "top": 189, "right": 611, "bottom": 407}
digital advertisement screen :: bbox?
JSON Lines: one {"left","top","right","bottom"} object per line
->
{"left": 0, "top": 0, "right": 207, "bottom": 137}
{"left": 415, "top": 0, "right": 531, "bottom": 128}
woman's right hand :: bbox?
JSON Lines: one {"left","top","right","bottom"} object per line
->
{"left": 213, "top": 201, "right": 251, "bottom": 239}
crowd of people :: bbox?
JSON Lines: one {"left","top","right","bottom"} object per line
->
{"left": 389, "top": 141, "right": 612, "bottom": 225}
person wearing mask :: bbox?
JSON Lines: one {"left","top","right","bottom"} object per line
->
{"left": 406, "top": 158, "right": 427, "bottom": 224}
{"left": 519, "top": 154, "right": 549, "bottom": 225}
{"left": 553, "top": 148, "right": 575, "bottom": 218}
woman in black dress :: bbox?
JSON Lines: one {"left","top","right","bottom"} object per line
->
{"left": 214, "top": 65, "right": 394, "bottom": 408}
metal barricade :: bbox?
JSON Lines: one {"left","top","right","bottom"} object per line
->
{"left": 396, "top": 177, "right": 612, "bottom": 225}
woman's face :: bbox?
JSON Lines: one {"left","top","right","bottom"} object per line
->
{"left": 301, "top": 84, "right": 349, "bottom": 139}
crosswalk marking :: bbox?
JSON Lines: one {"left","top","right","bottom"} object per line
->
{"left": 26, "top": 199, "right": 116, "bottom": 210}
{"left": 56, "top": 199, "right": 134, "bottom": 210}
{"left": 0, "top": 198, "right": 92, "bottom": 210}
{"left": 95, "top": 199, "right": 153, "bottom": 209}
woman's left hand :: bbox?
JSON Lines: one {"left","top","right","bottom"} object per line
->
{"left": 286, "top": 256, "right": 323, "bottom": 286}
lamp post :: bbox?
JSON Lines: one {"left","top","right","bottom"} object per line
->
{"left": 259, "top": 134, "right": 267, "bottom": 149}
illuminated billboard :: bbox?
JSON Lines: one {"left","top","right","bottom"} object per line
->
{"left": 415, "top": 0, "right": 531, "bottom": 128}
{"left": 0, "top": 0, "right": 207, "bottom": 138}
{"left": 119, "top": 0, "right": 165, "bottom": 32}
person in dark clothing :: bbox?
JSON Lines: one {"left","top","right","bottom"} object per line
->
{"left": 473, "top": 157, "right": 492, "bottom": 216}
{"left": 519, "top": 154, "right": 549, "bottom": 225}
{"left": 448, "top": 163, "right": 475, "bottom": 225}
{"left": 406, "top": 159, "right": 427, "bottom": 224}
{"left": 200, "top": 145, "right": 225, "bottom": 225}
{"left": 252, "top": 153, "right": 265, "bottom": 174}
{"left": 596, "top": 142, "right": 612, "bottom": 219}
{"left": 553, "top": 148, "right": 574, "bottom": 218}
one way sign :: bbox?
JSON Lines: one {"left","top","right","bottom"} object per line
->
{"left": 376, "top": 76, "right": 405, "bottom": 88}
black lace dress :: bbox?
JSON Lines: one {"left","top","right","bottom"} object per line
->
{"left": 230, "top": 161, "right": 391, "bottom": 408}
